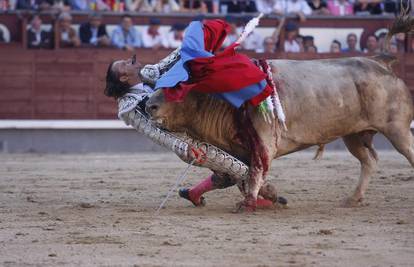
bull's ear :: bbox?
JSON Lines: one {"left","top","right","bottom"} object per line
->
{"left": 119, "top": 75, "right": 128, "bottom": 83}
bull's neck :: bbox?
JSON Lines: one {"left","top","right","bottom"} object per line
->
{"left": 187, "top": 97, "right": 237, "bottom": 151}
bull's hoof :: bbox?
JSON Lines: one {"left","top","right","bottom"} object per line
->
{"left": 233, "top": 197, "right": 257, "bottom": 213}
{"left": 233, "top": 202, "right": 256, "bottom": 213}
{"left": 341, "top": 197, "right": 362, "bottom": 208}
{"left": 178, "top": 188, "right": 206, "bottom": 207}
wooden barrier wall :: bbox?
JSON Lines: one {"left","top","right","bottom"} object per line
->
{"left": 0, "top": 46, "right": 412, "bottom": 119}
{"left": 0, "top": 46, "right": 171, "bottom": 119}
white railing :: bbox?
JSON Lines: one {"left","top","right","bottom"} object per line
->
{"left": 0, "top": 120, "right": 129, "bottom": 129}
{"left": 0, "top": 120, "right": 413, "bottom": 130}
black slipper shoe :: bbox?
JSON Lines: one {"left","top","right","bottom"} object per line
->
{"left": 179, "top": 188, "right": 206, "bottom": 207}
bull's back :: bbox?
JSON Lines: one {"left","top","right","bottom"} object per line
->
{"left": 268, "top": 57, "right": 410, "bottom": 147}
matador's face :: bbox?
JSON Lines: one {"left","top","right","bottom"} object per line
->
{"left": 112, "top": 55, "right": 142, "bottom": 86}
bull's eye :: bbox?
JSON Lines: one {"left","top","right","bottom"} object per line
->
{"left": 148, "top": 104, "right": 159, "bottom": 113}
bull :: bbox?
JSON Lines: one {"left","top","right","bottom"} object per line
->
{"left": 145, "top": 15, "right": 414, "bottom": 212}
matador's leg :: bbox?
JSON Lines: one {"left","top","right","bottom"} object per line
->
{"left": 179, "top": 172, "right": 284, "bottom": 208}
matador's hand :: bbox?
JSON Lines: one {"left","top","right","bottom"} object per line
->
{"left": 140, "top": 64, "right": 160, "bottom": 85}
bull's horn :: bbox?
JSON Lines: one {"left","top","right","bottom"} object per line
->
{"left": 118, "top": 94, "right": 249, "bottom": 180}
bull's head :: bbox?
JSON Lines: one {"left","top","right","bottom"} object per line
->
{"left": 146, "top": 90, "right": 198, "bottom": 133}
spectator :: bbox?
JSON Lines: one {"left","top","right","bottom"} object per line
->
{"left": 327, "top": 0, "right": 353, "bottom": 16}
{"left": 257, "top": 36, "right": 276, "bottom": 53}
{"left": 353, "top": 0, "right": 382, "bottom": 15}
{"left": 40, "top": 0, "right": 71, "bottom": 11}
{"left": 111, "top": 14, "right": 142, "bottom": 51}
{"left": 162, "top": 23, "right": 185, "bottom": 48}
{"left": 393, "top": 32, "right": 406, "bottom": 52}
{"left": 296, "top": 34, "right": 305, "bottom": 52}
{"left": 0, "top": 0, "right": 7, "bottom": 10}
{"left": 141, "top": 18, "right": 165, "bottom": 49}
{"left": 16, "top": 0, "right": 38, "bottom": 10}
{"left": 239, "top": 16, "right": 263, "bottom": 51}
{"left": 330, "top": 39, "right": 341, "bottom": 53}
{"left": 38, "top": 0, "right": 55, "bottom": 10}
{"left": 307, "top": 0, "right": 330, "bottom": 14}
{"left": 364, "top": 34, "right": 379, "bottom": 53}
{"left": 52, "top": 0, "right": 71, "bottom": 11}
{"left": 342, "top": 33, "right": 359, "bottom": 52}
{"left": 27, "top": 14, "right": 53, "bottom": 49}
{"left": 79, "top": 13, "right": 110, "bottom": 47}
{"left": 284, "top": 22, "right": 301, "bottom": 53}
{"left": 155, "top": 0, "right": 181, "bottom": 12}
{"left": 274, "top": 0, "right": 312, "bottom": 21}
{"left": 220, "top": 0, "right": 257, "bottom": 13}
{"left": 179, "top": 0, "right": 208, "bottom": 13}
{"left": 387, "top": 34, "right": 406, "bottom": 53}
{"left": 71, "top": 0, "right": 109, "bottom": 11}
{"left": 57, "top": 12, "right": 80, "bottom": 48}
{"left": 303, "top": 35, "right": 315, "bottom": 50}
{"left": 222, "top": 16, "right": 239, "bottom": 47}
{"left": 255, "top": 0, "right": 276, "bottom": 14}
{"left": 16, "top": 0, "right": 54, "bottom": 10}
{"left": 126, "top": 0, "right": 153, "bottom": 11}
{"left": 126, "top": 0, "right": 180, "bottom": 12}
{"left": 383, "top": 0, "right": 398, "bottom": 15}
{"left": 305, "top": 45, "right": 318, "bottom": 53}
{"left": 378, "top": 31, "right": 406, "bottom": 53}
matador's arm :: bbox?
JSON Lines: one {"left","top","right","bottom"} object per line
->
{"left": 139, "top": 47, "right": 181, "bottom": 86}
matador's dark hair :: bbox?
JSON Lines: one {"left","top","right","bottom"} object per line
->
{"left": 104, "top": 61, "right": 130, "bottom": 99}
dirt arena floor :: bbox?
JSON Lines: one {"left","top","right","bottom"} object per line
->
{"left": 0, "top": 151, "right": 413, "bottom": 267}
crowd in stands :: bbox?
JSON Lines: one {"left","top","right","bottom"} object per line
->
{"left": 23, "top": 12, "right": 188, "bottom": 49}
{"left": 0, "top": 0, "right": 409, "bottom": 16}
{"left": 19, "top": 11, "right": 409, "bottom": 53}
{"left": 0, "top": 0, "right": 412, "bottom": 53}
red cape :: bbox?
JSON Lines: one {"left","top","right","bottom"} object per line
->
{"left": 164, "top": 20, "right": 269, "bottom": 106}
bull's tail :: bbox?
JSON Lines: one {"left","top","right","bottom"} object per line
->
{"left": 385, "top": 5, "right": 414, "bottom": 118}
{"left": 385, "top": 5, "right": 414, "bottom": 52}
{"left": 372, "top": 7, "right": 414, "bottom": 68}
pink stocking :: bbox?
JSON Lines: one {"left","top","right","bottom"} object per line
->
{"left": 188, "top": 175, "right": 214, "bottom": 205}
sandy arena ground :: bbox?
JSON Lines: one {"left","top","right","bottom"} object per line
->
{"left": 0, "top": 151, "right": 413, "bottom": 267}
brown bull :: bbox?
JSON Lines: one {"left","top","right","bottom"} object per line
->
{"left": 146, "top": 16, "right": 414, "bottom": 211}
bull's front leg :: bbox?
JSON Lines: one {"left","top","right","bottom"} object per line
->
{"left": 233, "top": 106, "right": 278, "bottom": 212}
{"left": 236, "top": 166, "right": 265, "bottom": 212}
{"left": 236, "top": 142, "right": 273, "bottom": 212}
